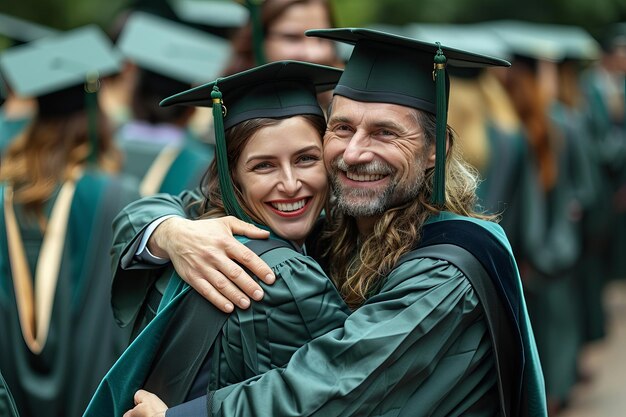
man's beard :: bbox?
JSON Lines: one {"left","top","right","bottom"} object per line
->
{"left": 329, "top": 157, "right": 426, "bottom": 217}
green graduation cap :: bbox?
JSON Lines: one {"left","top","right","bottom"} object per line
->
{"left": 0, "top": 24, "right": 121, "bottom": 101}
{"left": 160, "top": 60, "right": 342, "bottom": 221}
{"left": 408, "top": 23, "right": 511, "bottom": 62}
{"left": 170, "top": 0, "right": 248, "bottom": 29}
{"left": 305, "top": 27, "right": 510, "bottom": 205}
{"left": 0, "top": 13, "right": 59, "bottom": 48}
{"left": 0, "top": 25, "right": 121, "bottom": 161}
{"left": 483, "top": 20, "right": 600, "bottom": 62}
{"left": 117, "top": 11, "right": 231, "bottom": 84}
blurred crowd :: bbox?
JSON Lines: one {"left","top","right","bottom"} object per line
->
{"left": 0, "top": 1, "right": 625, "bottom": 416}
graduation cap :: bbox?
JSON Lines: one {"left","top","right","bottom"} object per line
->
{"left": 169, "top": 0, "right": 248, "bottom": 29}
{"left": 305, "top": 27, "right": 510, "bottom": 206}
{"left": 0, "top": 13, "right": 60, "bottom": 48}
{"left": 0, "top": 25, "right": 121, "bottom": 161}
{"left": 484, "top": 20, "right": 600, "bottom": 62}
{"left": 117, "top": 11, "right": 231, "bottom": 85}
{"left": 408, "top": 23, "right": 511, "bottom": 62}
{"left": 160, "top": 60, "right": 342, "bottom": 221}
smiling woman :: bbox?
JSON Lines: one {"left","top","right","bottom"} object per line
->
{"left": 232, "top": 116, "right": 328, "bottom": 244}
{"left": 84, "top": 61, "right": 351, "bottom": 417}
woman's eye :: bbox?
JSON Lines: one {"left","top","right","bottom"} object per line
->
{"left": 297, "top": 154, "right": 320, "bottom": 164}
{"left": 252, "top": 162, "right": 272, "bottom": 170}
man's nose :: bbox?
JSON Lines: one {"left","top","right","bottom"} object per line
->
{"left": 342, "top": 132, "right": 374, "bottom": 165}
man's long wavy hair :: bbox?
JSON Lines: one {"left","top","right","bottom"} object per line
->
{"left": 0, "top": 108, "right": 121, "bottom": 223}
{"left": 197, "top": 114, "right": 327, "bottom": 221}
{"left": 317, "top": 108, "right": 491, "bottom": 309}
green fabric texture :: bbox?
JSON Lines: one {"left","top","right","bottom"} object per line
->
{"left": 84, "top": 238, "right": 350, "bottom": 416}
{"left": 109, "top": 189, "right": 200, "bottom": 328}
{"left": 0, "top": 171, "right": 140, "bottom": 417}
{"left": 202, "top": 214, "right": 546, "bottom": 417}
{"left": 0, "top": 371, "right": 19, "bottom": 417}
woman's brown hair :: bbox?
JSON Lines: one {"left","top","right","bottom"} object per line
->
{"left": 0, "top": 108, "right": 122, "bottom": 221}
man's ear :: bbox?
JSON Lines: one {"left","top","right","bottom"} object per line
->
{"left": 425, "top": 132, "right": 450, "bottom": 169}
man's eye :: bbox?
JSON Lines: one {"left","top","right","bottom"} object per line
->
{"left": 378, "top": 129, "right": 397, "bottom": 137}
{"left": 335, "top": 125, "right": 352, "bottom": 132}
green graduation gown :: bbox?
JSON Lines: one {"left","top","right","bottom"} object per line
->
{"left": 580, "top": 65, "right": 626, "bottom": 281}
{"left": 107, "top": 196, "right": 546, "bottom": 416}
{"left": 201, "top": 213, "right": 546, "bottom": 417}
{"left": 84, "top": 235, "right": 350, "bottom": 416}
{"left": 0, "top": 171, "right": 140, "bottom": 417}
{"left": 0, "top": 371, "right": 19, "bottom": 417}
{"left": 0, "top": 111, "right": 30, "bottom": 156}
{"left": 116, "top": 122, "right": 214, "bottom": 196}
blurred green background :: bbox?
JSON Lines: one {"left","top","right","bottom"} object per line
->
{"left": 2, "top": 0, "right": 626, "bottom": 40}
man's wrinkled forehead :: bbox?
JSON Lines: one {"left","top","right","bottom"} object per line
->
{"left": 327, "top": 95, "right": 420, "bottom": 129}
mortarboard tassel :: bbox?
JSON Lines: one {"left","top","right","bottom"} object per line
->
{"left": 84, "top": 72, "right": 100, "bottom": 166}
{"left": 432, "top": 43, "right": 447, "bottom": 206}
{"left": 211, "top": 84, "right": 252, "bottom": 222}
{"left": 246, "top": 0, "right": 266, "bottom": 66}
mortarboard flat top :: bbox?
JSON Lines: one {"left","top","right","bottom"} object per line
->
{"left": 407, "top": 23, "right": 511, "bottom": 62}
{"left": 483, "top": 20, "right": 600, "bottom": 62}
{"left": 0, "top": 13, "right": 60, "bottom": 45}
{"left": 117, "top": 11, "right": 231, "bottom": 84}
{"left": 306, "top": 27, "right": 510, "bottom": 115}
{"left": 0, "top": 25, "right": 121, "bottom": 98}
{"left": 170, "top": 0, "right": 248, "bottom": 28}
{"left": 161, "top": 60, "right": 342, "bottom": 129}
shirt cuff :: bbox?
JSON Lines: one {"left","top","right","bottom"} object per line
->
{"left": 165, "top": 395, "right": 207, "bottom": 417}
{"left": 134, "top": 215, "right": 179, "bottom": 265}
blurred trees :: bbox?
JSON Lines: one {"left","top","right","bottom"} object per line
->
{"left": 1, "top": 0, "right": 626, "bottom": 40}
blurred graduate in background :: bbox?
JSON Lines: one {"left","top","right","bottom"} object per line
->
{"left": 0, "top": 14, "right": 59, "bottom": 156}
{"left": 0, "top": 26, "right": 140, "bottom": 417}
{"left": 488, "top": 21, "right": 601, "bottom": 415}
{"left": 113, "top": 11, "right": 228, "bottom": 196}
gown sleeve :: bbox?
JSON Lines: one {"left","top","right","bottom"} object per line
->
{"left": 110, "top": 188, "right": 201, "bottom": 327}
{"left": 207, "top": 257, "right": 496, "bottom": 417}
{"left": 214, "top": 252, "right": 351, "bottom": 386}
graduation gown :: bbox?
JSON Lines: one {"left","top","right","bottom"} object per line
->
{"left": 84, "top": 234, "right": 350, "bottom": 416}
{"left": 0, "top": 371, "right": 19, "bottom": 417}
{"left": 199, "top": 213, "right": 546, "bottom": 417}
{"left": 116, "top": 122, "right": 215, "bottom": 196}
{"left": 0, "top": 112, "right": 30, "bottom": 156}
{"left": 107, "top": 196, "right": 546, "bottom": 416}
{"left": 580, "top": 66, "right": 626, "bottom": 281}
{"left": 0, "top": 171, "right": 140, "bottom": 417}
